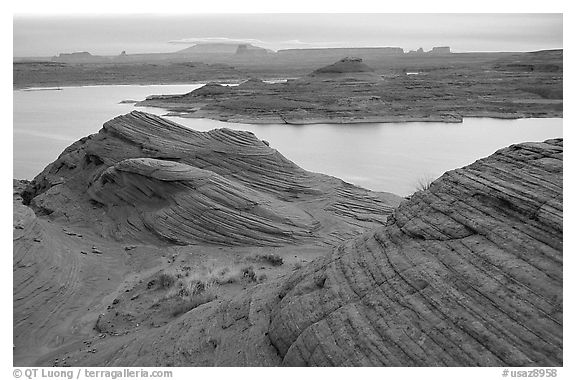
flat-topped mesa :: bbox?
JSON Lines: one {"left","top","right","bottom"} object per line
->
{"left": 268, "top": 139, "right": 563, "bottom": 366}
{"left": 235, "top": 44, "right": 272, "bottom": 56}
{"left": 23, "top": 111, "right": 401, "bottom": 246}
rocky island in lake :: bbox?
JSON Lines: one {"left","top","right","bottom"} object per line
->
{"left": 136, "top": 51, "right": 562, "bottom": 124}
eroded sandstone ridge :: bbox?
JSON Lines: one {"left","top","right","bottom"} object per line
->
{"left": 23, "top": 111, "right": 400, "bottom": 246}
{"left": 14, "top": 113, "right": 562, "bottom": 366}
{"left": 14, "top": 111, "right": 400, "bottom": 365}
{"left": 269, "top": 139, "right": 563, "bottom": 366}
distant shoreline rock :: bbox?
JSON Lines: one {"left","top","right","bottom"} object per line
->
{"left": 135, "top": 54, "right": 562, "bottom": 125}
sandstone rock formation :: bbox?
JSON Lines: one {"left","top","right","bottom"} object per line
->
{"left": 429, "top": 46, "right": 451, "bottom": 55}
{"left": 22, "top": 111, "right": 400, "bottom": 246}
{"left": 52, "top": 51, "right": 109, "bottom": 64}
{"left": 14, "top": 112, "right": 562, "bottom": 366}
{"left": 235, "top": 44, "right": 272, "bottom": 57}
{"left": 268, "top": 139, "right": 563, "bottom": 366}
{"left": 15, "top": 111, "right": 402, "bottom": 365}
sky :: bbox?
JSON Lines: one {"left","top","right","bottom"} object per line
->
{"left": 13, "top": 13, "right": 563, "bottom": 57}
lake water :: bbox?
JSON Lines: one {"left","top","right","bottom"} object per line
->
{"left": 14, "top": 84, "right": 563, "bottom": 196}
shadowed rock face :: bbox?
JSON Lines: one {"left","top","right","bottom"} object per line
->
{"left": 268, "top": 139, "right": 563, "bottom": 366}
{"left": 23, "top": 111, "right": 401, "bottom": 246}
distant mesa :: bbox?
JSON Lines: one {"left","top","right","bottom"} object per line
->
{"left": 277, "top": 47, "right": 405, "bottom": 60}
{"left": 55, "top": 51, "right": 93, "bottom": 58}
{"left": 407, "top": 46, "right": 452, "bottom": 55}
{"left": 430, "top": 46, "right": 451, "bottom": 55}
{"left": 174, "top": 43, "right": 271, "bottom": 55}
{"left": 52, "top": 51, "right": 106, "bottom": 63}
{"left": 175, "top": 43, "right": 240, "bottom": 54}
{"left": 235, "top": 44, "right": 273, "bottom": 56}
{"left": 45, "top": 44, "right": 451, "bottom": 65}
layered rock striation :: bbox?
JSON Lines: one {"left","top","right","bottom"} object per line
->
{"left": 14, "top": 111, "right": 401, "bottom": 365}
{"left": 268, "top": 139, "right": 563, "bottom": 366}
{"left": 22, "top": 111, "right": 400, "bottom": 246}
{"left": 15, "top": 112, "right": 562, "bottom": 366}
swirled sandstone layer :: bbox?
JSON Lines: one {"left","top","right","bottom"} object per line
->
{"left": 23, "top": 111, "right": 400, "bottom": 246}
{"left": 268, "top": 139, "right": 563, "bottom": 366}
{"left": 35, "top": 139, "right": 562, "bottom": 367}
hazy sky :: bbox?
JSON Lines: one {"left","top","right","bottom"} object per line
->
{"left": 13, "top": 13, "right": 562, "bottom": 57}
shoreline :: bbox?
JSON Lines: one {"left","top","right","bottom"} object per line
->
{"left": 160, "top": 109, "right": 563, "bottom": 126}
{"left": 15, "top": 83, "right": 563, "bottom": 126}
{"left": 13, "top": 78, "right": 297, "bottom": 91}
{"left": 15, "top": 83, "right": 562, "bottom": 126}
{"left": 14, "top": 81, "right": 214, "bottom": 91}
{"left": 13, "top": 78, "right": 298, "bottom": 91}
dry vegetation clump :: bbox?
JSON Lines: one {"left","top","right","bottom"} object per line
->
{"left": 157, "top": 273, "right": 176, "bottom": 289}
{"left": 151, "top": 263, "right": 265, "bottom": 317}
{"left": 146, "top": 258, "right": 274, "bottom": 318}
{"left": 240, "top": 266, "right": 257, "bottom": 282}
{"left": 415, "top": 176, "right": 436, "bottom": 192}
{"left": 247, "top": 252, "right": 284, "bottom": 266}
{"left": 157, "top": 276, "right": 218, "bottom": 317}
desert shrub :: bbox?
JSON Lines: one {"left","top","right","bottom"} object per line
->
{"left": 415, "top": 176, "right": 435, "bottom": 192}
{"left": 157, "top": 273, "right": 176, "bottom": 289}
{"left": 187, "top": 280, "right": 208, "bottom": 296}
{"left": 162, "top": 276, "right": 218, "bottom": 317}
{"left": 241, "top": 266, "right": 257, "bottom": 282}
{"left": 249, "top": 253, "right": 284, "bottom": 266}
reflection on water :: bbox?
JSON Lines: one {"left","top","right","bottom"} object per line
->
{"left": 14, "top": 84, "right": 563, "bottom": 196}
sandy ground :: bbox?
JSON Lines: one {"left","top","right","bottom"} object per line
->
{"left": 13, "top": 181, "right": 331, "bottom": 366}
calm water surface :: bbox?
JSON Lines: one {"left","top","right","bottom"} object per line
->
{"left": 14, "top": 84, "right": 563, "bottom": 196}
